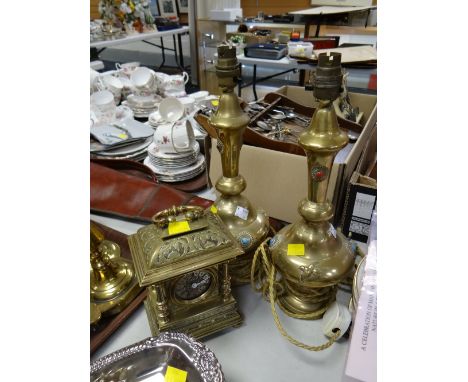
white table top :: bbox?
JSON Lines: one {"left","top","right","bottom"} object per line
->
{"left": 90, "top": 26, "right": 189, "bottom": 49}
{"left": 290, "top": 6, "right": 375, "bottom": 15}
{"left": 90, "top": 213, "right": 357, "bottom": 382}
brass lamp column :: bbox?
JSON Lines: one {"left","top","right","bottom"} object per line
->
{"left": 209, "top": 44, "right": 269, "bottom": 284}
{"left": 269, "top": 53, "right": 355, "bottom": 316}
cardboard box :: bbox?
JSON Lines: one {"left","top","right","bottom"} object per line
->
{"left": 356, "top": 125, "right": 377, "bottom": 180}
{"left": 208, "top": 86, "right": 377, "bottom": 224}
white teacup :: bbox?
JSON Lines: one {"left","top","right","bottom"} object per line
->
{"left": 91, "top": 90, "right": 116, "bottom": 123}
{"left": 153, "top": 72, "right": 170, "bottom": 90}
{"left": 90, "top": 69, "right": 100, "bottom": 93}
{"left": 159, "top": 97, "right": 185, "bottom": 122}
{"left": 95, "top": 75, "right": 123, "bottom": 104}
{"left": 153, "top": 118, "right": 196, "bottom": 153}
{"left": 130, "top": 67, "right": 156, "bottom": 94}
{"left": 91, "top": 89, "right": 114, "bottom": 106}
{"left": 178, "top": 96, "right": 196, "bottom": 114}
{"left": 115, "top": 61, "right": 140, "bottom": 76}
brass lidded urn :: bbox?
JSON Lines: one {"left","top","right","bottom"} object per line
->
{"left": 268, "top": 53, "right": 355, "bottom": 317}
{"left": 209, "top": 44, "right": 270, "bottom": 284}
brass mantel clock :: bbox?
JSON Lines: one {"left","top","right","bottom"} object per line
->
{"left": 128, "top": 206, "right": 244, "bottom": 339}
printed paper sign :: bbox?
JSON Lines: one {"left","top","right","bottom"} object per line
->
{"left": 328, "top": 224, "right": 337, "bottom": 238}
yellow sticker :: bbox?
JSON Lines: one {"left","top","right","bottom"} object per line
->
{"left": 118, "top": 133, "right": 128, "bottom": 139}
{"left": 165, "top": 366, "right": 188, "bottom": 382}
{"left": 210, "top": 204, "right": 218, "bottom": 214}
{"left": 168, "top": 221, "right": 191, "bottom": 235}
{"left": 211, "top": 100, "right": 219, "bottom": 107}
{"left": 287, "top": 244, "right": 305, "bottom": 256}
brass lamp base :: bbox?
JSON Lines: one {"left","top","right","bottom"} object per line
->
{"left": 271, "top": 219, "right": 354, "bottom": 316}
{"left": 213, "top": 194, "right": 269, "bottom": 284}
{"left": 91, "top": 259, "right": 142, "bottom": 317}
{"left": 90, "top": 226, "right": 142, "bottom": 319}
{"left": 145, "top": 293, "right": 243, "bottom": 339}
{"left": 229, "top": 252, "right": 257, "bottom": 285}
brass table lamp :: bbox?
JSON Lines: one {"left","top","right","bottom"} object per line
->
{"left": 128, "top": 206, "right": 244, "bottom": 339}
{"left": 253, "top": 53, "right": 355, "bottom": 351}
{"left": 209, "top": 44, "right": 270, "bottom": 284}
{"left": 90, "top": 222, "right": 141, "bottom": 323}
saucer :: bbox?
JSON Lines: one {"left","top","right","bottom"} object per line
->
{"left": 148, "top": 110, "right": 164, "bottom": 126}
{"left": 147, "top": 141, "right": 200, "bottom": 159}
{"left": 127, "top": 94, "right": 161, "bottom": 108}
{"left": 144, "top": 154, "right": 206, "bottom": 182}
{"left": 163, "top": 89, "right": 187, "bottom": 98}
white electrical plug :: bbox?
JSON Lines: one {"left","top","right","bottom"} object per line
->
{"left": 322, "top": 301, "right": 352, "bottom": 340}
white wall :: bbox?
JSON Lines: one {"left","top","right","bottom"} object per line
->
{"left": 197, "top": 0, "right": 240, "bottom": 18}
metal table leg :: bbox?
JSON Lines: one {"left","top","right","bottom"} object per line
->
{"left": 177, "top": 33, "right": 185, "bottom": 69}
{"left": 157, "top": 37, "right": 166, "bottom": 70}
{"left": 238, "top": 63, "right": 242, "bottom": 97}
{"left": 252, "top": 64, "right": 258, "bottom": 101}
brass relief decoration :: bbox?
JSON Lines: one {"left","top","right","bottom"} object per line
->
{"left": 299, "top": 264, "right": 322, "bottom": 283}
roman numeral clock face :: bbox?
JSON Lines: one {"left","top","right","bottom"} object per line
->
{"left": 174, "top": 270, "right": 212, "bottom": 300}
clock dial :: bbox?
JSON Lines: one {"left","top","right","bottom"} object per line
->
{"left": 174, "top": 270, "right": 212, "bottom": 300}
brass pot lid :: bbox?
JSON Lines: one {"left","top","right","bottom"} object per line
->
{"left": 128, "top": 208, "right": 243, "bottom": 286}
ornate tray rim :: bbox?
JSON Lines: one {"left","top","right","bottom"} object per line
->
{"left": 90, "top": 332, "right": 225, "bottom": 382}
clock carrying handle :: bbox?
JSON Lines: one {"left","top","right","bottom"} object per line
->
{"left": 152, "top": 205, "right": 205, "bottom": 228}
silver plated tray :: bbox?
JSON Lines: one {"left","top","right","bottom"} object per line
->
{"left": 90, "top": 332, "right": 225, "bottom": 382}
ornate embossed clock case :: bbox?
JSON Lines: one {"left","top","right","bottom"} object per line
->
{"left": 268, "top": 53, "right": 355, "bottom": 317}
{"left": 128, "top": 206, "right": 244, "bottom": 339}
{"left": 209, "top": 44, "right": 270, "bottom": 284}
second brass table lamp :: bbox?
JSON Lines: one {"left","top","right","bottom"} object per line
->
{"left": 252, "top": 52, "right": 356, "bottom": 351}
{"left": 209, "top": 44, "right": 270, "bottom": 284}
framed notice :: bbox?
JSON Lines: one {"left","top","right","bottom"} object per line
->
{"left": 176, "top": 0, "right": 188, "bottom": 13}
{"left": 157, "top": 0, "right": 178, "bottom": 17}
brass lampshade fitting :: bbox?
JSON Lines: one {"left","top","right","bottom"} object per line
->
{"left": 209, "top": 44, "right": 270, "bottom": 284}
{"left": 90, "top": 222, "right": 141, "bottom": 322}
{"left": 269, "top": 52, "right": 355, "bottom": 316}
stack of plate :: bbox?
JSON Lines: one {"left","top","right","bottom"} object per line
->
{"left": 123, "top": 94, "right": 161, "bottom": 118}
{"left": 143, "top": 141, "right": 206, "bottom": 182}
{"left": 91, "top": 137, "right": 153, "bottom": 161}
